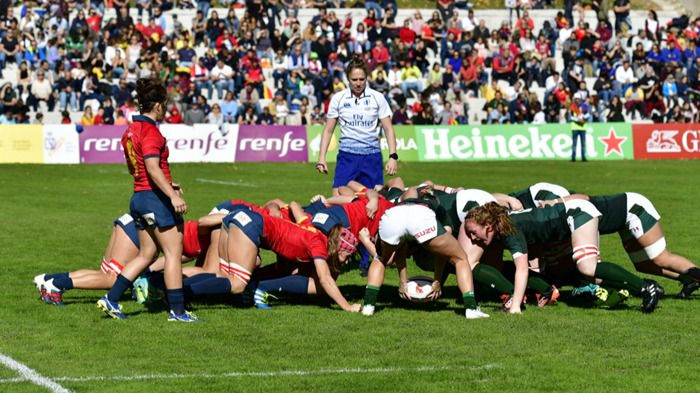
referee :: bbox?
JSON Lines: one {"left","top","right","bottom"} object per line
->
{"left": 316, "top": 55, "right": 398, "bottom": 196}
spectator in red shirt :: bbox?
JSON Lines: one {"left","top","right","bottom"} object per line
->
{"left": 215, "top": 29, "right": 237, "bottom": 52}
{"left": 86, "top": 9, "right": 102, "bottom": 33}
{"left": 515, "top": 10, "right": 535, "bottom": 37}
{"left": 164, "top": 105, "right": 183, "bottom": 123}
{"left": 370, "top": 40, "right": 390, "bottom": 69}
{"left": 492, "top": 49, "right": 516, "bottom": 84}
{"left": 398, "top": 19, "right": 416, "bottom": 45}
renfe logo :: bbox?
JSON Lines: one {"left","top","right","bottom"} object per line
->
{"left": 79, "top": 126, "right": 126, "bottom": 163}
{"left": 236, "top": 125, "right": 308, "bottom": 162}
{"left": 162, "top": 124, "right": 238, "bottom": 163}
{"left": 168, "top": 131, "right": 228, "bottom": 155}
{"left": 239, "top": 131, "right": 304, "bottom": 156}
{"left": 83, "top": 137, "right": 123, "bottom": 152}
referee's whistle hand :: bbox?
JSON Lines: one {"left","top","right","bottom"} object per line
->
{"left": 385, "top": 160, "right": 398, "bottom": 176}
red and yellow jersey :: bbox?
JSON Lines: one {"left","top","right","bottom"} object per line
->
{"left": 182, "top": 220, "right": 211, "bottom": 259}
{"left": 121, "top": 116, "right": 172, "bottom": 192}
{"left": 342, "top": 195, "right": 395, "bottom": 237}
{"left": 261, "top": 214, "right": 328, "bottom": 263}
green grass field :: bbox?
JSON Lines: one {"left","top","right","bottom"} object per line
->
{"left": 1, "top": 160, "right": 699, "bottom": 393}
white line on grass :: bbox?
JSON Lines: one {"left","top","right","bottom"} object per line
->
{"left": 195, "top": 178, "right": 256, "bottom": 187}
{"left": 0, "top": 364, "right": 499, "bottom": 384}
{"left": 0, "top": 353, "right": 73, "bottom": 393}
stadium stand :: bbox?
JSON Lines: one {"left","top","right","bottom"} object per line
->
{"left": 0, "top": 0, "right": 697, "bottom": 126}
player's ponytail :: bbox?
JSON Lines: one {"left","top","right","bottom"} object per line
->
{"left": 327, "top": 225, "right": 343, "bottom": 276}
{"left": 465, "top": 202, "right": 515, "bottom": 236}
{"left": 135, "top": 77, "right": 167, "bottom": 113}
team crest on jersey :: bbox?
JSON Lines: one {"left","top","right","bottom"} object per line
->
{"left": 313, "top": 213, "right": 330, "bottom": 224}
{"left": 233, "top": 211, "right": 252, "bottom": 226}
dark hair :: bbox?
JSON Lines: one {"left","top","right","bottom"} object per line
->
{"left": 344, "top": 54, "right": 369, "bottom": 77}
{"left": 135, "top": 78, "right": 167, "bottom": 113}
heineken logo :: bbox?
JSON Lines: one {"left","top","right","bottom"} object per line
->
{"left": 417, "top": 125, "right": 632, "bottom": 161}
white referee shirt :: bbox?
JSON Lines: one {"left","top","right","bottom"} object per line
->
{"left": 326, "top": 86, "right": 392, "bottom": 154}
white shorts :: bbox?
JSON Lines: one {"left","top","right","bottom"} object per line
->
{"left": 378, "top": 204, "right": 441, "bottom": 245}
{"left": 563, "top": 199, "right": 602, "bottom": 232}
{"left": 625, "top": 192, "right": 661, "bottom": 239}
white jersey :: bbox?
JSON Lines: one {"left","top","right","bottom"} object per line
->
{"left": 326, "top": 86, "right": 392, "bottom": 154}
{"left": 455, "top": 189, "right": 498, "bottom": 223}
{"left": 530, "top": 182, "right": 570, "bottom": 205}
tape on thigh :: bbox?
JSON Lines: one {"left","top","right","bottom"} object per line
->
{"left": 219, "top": 258, "right": 231, "bottom": 274}
{"left": 642, "top": 237, "right": 667, "bottom": 260}
{"left": 572, "top": 244, "right": 600, "bottom": 265}
{"left": 100, "top": 257, "right": 124, "bottom": 275}
{"left": 227, "top": 262, "right": 252, "bottom": 285}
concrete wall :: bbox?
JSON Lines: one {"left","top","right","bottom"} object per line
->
{"left": 676, "top": 0, "right": 698, "bottom": 15}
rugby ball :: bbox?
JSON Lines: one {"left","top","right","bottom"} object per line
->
{"left": 405, "top": 276, "right": 436, "bottom": 303}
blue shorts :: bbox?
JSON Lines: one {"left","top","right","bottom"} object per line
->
{"left": 333, "top": 150, "right": 384, "bottom": 189}
{"left": 303, "top": 200, "right": 328, "bottom": 216}
{"left": 310, "top": 205, "right": 350, "bottom": 234}
{"left": 222, "top": 207, "right": 263, "bottom": 248}
{"left": 213, "top": 200, "right": 252, "bottom": 215}
{"left": 129, "top": 190, "right": 184, "bottom": 230}
{"left": 113, "top": 213, "right": 140, "bottom": 248}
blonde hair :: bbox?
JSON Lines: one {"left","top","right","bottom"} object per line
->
{"left": 465, "top": 202, "right": 516, "bottom": 236}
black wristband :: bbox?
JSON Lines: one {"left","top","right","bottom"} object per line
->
{"left": 389, "top": 153, "right": 399, "bottom": 160}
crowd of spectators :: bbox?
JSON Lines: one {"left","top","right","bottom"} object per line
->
{"left": 0, "top": 0, "right": 698, "bottom": 126}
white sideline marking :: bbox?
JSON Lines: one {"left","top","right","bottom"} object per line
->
{"left": 195, "top": 178, "right": 256, "bottom": 187}
{"left": 0, "top": 364, "right": 499, "bottom": 384}
{"left": 0, "top": 353, "right": 73, "bottom": 393}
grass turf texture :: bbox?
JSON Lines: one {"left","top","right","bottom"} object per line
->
{"left": 1, "top": 160, "right": 699, "bottom": 392}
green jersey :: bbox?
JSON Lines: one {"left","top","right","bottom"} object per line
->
{"left": 434, "top": 189, "right": 499, "bottom": 234}
{"left": 509, "top": 183, "right": 574, "bottom": 210}
{"left": 588, "top": 194, "right": 627, "bottom": 235}
{"left": 379, "top": 187, "right": 404, "bottom": 203}
{"left": 508, "top": 205, "right": 572, "bottom": 247}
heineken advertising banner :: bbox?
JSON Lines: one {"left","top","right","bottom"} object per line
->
{"left": 415, "top": 123, "right": 633, "bottom": 161}
{"left": 306, "top": 125, "right": 418, "bottom": 162}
